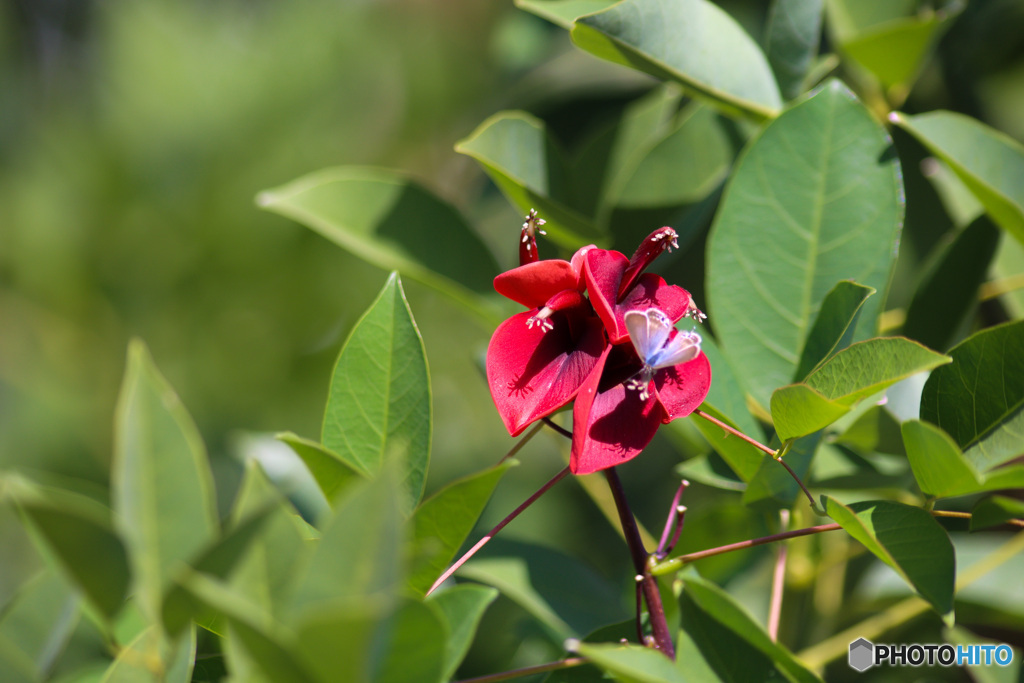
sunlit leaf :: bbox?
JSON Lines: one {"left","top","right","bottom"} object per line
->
{"left": 840, "top": 12, "right": 952, "bottom": 89}
{"left": 824, "top": 496, "right": 954, "bottom": 621}
{"left": 322, "top": 273, "right": 431, "bottom": 513}
{"left": 771, "top": 384, "right": 849, "bottom": 441}
{"left": 902, "top": 420, "right": 1024, "bottom": 499}
{"left": 571, "top": 0, "right": 782, "bottom": 120}
{"left": 276, "top": 432, "right": 366, "bottom": 503}
{"left": 794, "top": 280, "right": 874, "bottom": 381}
{"left": 569, "top": 641, "right": 688, "bottom": 683}
{"left": 112, "top": 339, "right": 218, "bottom": 624}
{"left": 920, "top": 319, "right": 1024, "bottom": 471}
{"left": 707, "top": 81, "right": 904, "bottom": 409}
{"left": 765, "top": 0, "right": 824, "bottom": 99}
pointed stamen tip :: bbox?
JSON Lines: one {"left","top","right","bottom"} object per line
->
{"left": 634, "top": 574, "right": 645, "bottom": 582}
{"left": 677, "top": 505, "right": 687, "bottom": 514}
{"left": 681, "top": 479, "right": 690, "bottom": 487}
{"left": 564, "top": 638, "right": 581, "bottom": 652}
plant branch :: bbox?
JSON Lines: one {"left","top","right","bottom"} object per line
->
{"left": 604, "top": 467, "right": 676, "bottom": 659}
{"left": 542, "top": 416, "right": 572, "bottom": 439}
{"left": 498, "top": 422, "right": 545, "bottom": 464}
{"left": 652, "top": 523, "right": 842, "bottom": 575}
{"left": 933, "top": 509, "right": 1024, "bottom": 528}
{"left": 693, "top": 408, "right": 776, "bottom": 456}
{"left": 656, "top": 480, "right": 688, "bottom": 559}
{"left": 427, "top": 466, "right": 570, "bottom": 596}
{"left": 775, "top": 456, "right": 820, "bottom": 513}
{"left": 454, "top": 657, "right": 586, "bottom": 683}
{"left": 767, "top": 510, "right": 790, "bottom": 642}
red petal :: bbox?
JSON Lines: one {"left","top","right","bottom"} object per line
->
{"left": 619, "top": 227, "right": 679, "bottom": 298}
{"left": 585, "top": 246, "right": 693, "bottom": 344}
{"left": 487, "top": 310, "right": 605, "bottom": 436}
{"left": 570, "top": 347, "right": 666, "bottom": 475}
{"left": 654, "top": 352, "right": 712, "bottom": 422}
{"left": 494, "top": 260, "right": 579, "bottom": 309}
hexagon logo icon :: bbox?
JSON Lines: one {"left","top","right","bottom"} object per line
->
{"left": 849, "top": 638, "right": 874, "bottom": 672}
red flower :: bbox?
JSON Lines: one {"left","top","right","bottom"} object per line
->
{"left": 485, "top": 223, "right": 712, "bottom": 474}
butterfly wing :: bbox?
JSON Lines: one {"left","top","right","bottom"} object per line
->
{"left": 648, "top": 330, "right": 701, "bottom": 369}
{"left": 625, "top": 308, "right": 673, "bottom": 364}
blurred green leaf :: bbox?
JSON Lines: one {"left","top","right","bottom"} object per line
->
{"left": 944, "top": 626, "right": 1021, "bottom": 683}
{"left": 112, "top": 339, "right": 218, "bottom": 624}
{"left": 0, "top": 570, "right": 78, "bottom": 682}
{"left": 100, "top": 624, "right": 195, "bottom": 683}
{"left": 17, "top": 489, "right": 130, "bottom": 622}
{"left": 514, "top": 0, "right": 618, "bottom": 30}
{"left": 893, "top": 111, "right": 1024, "bottom": 247}
{"left": 569, "top": 641, "right": 689, "bottom": 683}
{"left": 707, "top": 81, "right": 904, "bottom": 409}
{"left": 765, "top": 0, "right": 824, "bottom": 100}
{"left": 920, "top": 319, "right": 1024, "bottom": 471}
{"left": 742, "top": 433, "right": 819, "bottom": 511}
{"left": 834, "top": 404, "right": 904, "bottom": 455}
{"left": 794, "top": 280, "right": 874, "bottom": 381}
{"left": 321, "top": 273, "right": 430, "bottom": 514}
{"left": 902, "top": 419, "right": 1024, "bottom": 499}
{"left": 825, "top": 0, "right": 917, "bottom": 39}
{"left": 903, "top": 215, "right": 1001, "bottom": 352}
{"left": 426, "top": 584, "right": 498, "bottom": 682}
{"left": 407, "top": 460, "right": 516, "bottom": 596}
{"left": 276, "top": 432, "right": 366, "bottom": 504}
{"left": 841, "top": 12, "right": 951, "bottom": 89}
{"left": 257, "top": 167, "right": 501, "bottom": 322}
{"left": 823, "top": 496, "right": 954, "bottom": 621}
{"left": 455, "top": 112, "right": 603, "bottom": 247}
{"left": 771, "top": 384, "right": 849, "bottom": 441}
{"left": 970, "top": 496, "right": 1024, "bottom": 531}
{"left": 571, "top": 0, "right": 782, "bottom": 121}
{"left": 287, "top": 466, "right": 403, "bottom": 618}
{"left": 680, "top": 574, "right": 822, "bottom": 683}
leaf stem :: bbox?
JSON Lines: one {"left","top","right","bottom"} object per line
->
{"left": 453, "top": 657, "right": 586, "bottom": 683}
{"left": 604, "top": 468, "right": 676, "bottom": 659}
{"left": 499, "top": 422, "right": 545, "bottom": 464}
{"left": 426, "top": 465, "right": 570, "bottom": 596}
{"left": 693, "top": 408, "right": 776, "bottom": 456}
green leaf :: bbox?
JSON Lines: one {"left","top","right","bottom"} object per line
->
{"left": 571, "top": 0, "right": 782, "bottom": 121}
{"left": 257, "top": 167, "right": 500, "bottom": 320}
{"left": 455, "top": 112, "right": 603, "bottom": 246}
{"left": 805, "top": 336, "right": 951, "bottom": 406}
{"left": 742, "top": 433, "right": 820, "bottom": 511}
{"left": 287, "top": 467, "right": 403, "bottom": 619}
{"left": 112, "top": 339, "right": 218, "bottom": 623}
{"left": 971, "top": 496, "right": 1024, "bottom": 531}
{"left": 903, "top": 420, "right": 1006, "bottom": 499}
{"left": 276, "top": 432, "right": 366, "bottom": 503}
{"left": 426, "top": 585, "right": 498, "bottom": 682}
{"left": 407, "top": 460, "right": 516, "bottom": 596}
{"left": 825, "top": 0, "right": 917, "bottom": 39}
{"left": 680, "top": 574, "right": 822, "bottom": 683}
{"left": 903, "top": 215, "right": 1001, "bottom": 352}
{"left": 823, "top": 496, "right": 955, "bottom": 620}
{"left": 794, "top": 280, "right": 874, "bottom": 381}
{"left": 765, "top": 0, "right": 824, "bottom": 100}
{"left": 615, "top": 103, "right": 731, "bottom": 209}
{"left": 771, "top": 383, "right": 850, "bottom": 441}
{"left": 920, "top": 319, "right": 1024, "bottom": 471}
{"left": 100, "top": 624, "right": 196, "bottom": 683}
{"left": 514, "top": 0, "right": 618, "bottom": 30}
{"left": 834, "top": 404, "right": 905, "bottom": 455}
{"left": 16, "top": 489, "right": 130, "bottom": 622}
{"left": 944, "top": 626, "right": 1021, "bottom": 683}
{"left": 840, "top": 12, "right": 951, "bottom": 89}
{"left": 892, "top": 111, "right": 1024, "bottom": 247}
{"left": 0, "top": 570, "right": 78, "bottom": 682}
{"left": 322, "top": 273, "right": 431, "bottom": 513}
{"left": 707, "top": 81, "right": 904, "bottom": 409}
{"left": 568, "top": 641, "right": 688, "bottom": 683}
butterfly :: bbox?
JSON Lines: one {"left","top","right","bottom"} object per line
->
{"left": 624, "top": 308, "right": 702, "bottom": 400}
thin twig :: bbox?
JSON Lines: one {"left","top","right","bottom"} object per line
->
{"left": 656, "top": 480, "right": 688, "bottom": 559}
{"left": 605, "top": 468, "right": 676, "bottom": 659}
{"left": 454, "top": 657, "right": 587, "bottom": 683}
{"left": 932, "top": 509, "right": 1024, "bottom": 528}
{"left": 652, "top": 523, "right": 843, "bottom": 575}
{"left": 542, "top": 416, "right": 572, "bottom": 439}
{"left": 767, "top": 510, "right": 790, "bottom": 642}
{"left": 693, "top": 408, "right": 776, "bottom": 456}
{"left": 776, "top": 456, "right": 819, "bottom": 512}
{"left": 499, "top": 422, "right": 545, "bottom": 464}
{"left": 426, "top": 466, "right": 571, "bottom": 596}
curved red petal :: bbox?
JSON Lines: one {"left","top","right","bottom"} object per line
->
{"left": 494, "top": 259, "right": 578, "bottom": 309}
{"left": 653, "top": 352, "right": 712, "bottom": 423}
{"left": 570, "top": 348, "right": 666, "bottom": 475}
{"left": 487, "top": 310, "right": 605, "bottom": 436}
{"left": 619, "top": 227, "right": 679, "bottom": 297}
{"left": 583, "top": 248, "right": 629, "bottom": 339}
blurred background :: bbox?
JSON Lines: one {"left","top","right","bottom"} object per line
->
{"left": 4, "top": 0, "right": 1024, "bottom": 676}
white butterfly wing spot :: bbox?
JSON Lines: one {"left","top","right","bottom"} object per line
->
{"left": 647, "top": 330, "right": 702, "bottom": 370}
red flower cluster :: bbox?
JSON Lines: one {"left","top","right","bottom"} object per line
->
{"left": 486, "top": 219, "right": 712, "bottom": 474}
